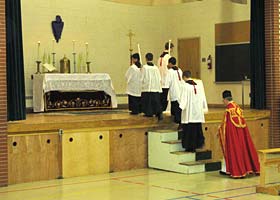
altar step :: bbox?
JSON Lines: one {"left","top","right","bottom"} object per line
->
{"left": 148, "top": 130, "right": 221, "bottom": 174}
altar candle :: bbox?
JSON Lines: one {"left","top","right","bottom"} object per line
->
{"left": 72, "top": 40, "right": 76, "bottom": 52}
{"left": 137, "top": 43, "right": 142, "bottom": 64}
{"left": 85, "top": 42, "right": 89, "bottom": 62}
{"left": 37, "top": 41, "right": 41, "bottom": 61}
{"left": 52, "top": 39, "right": 55, "bottom": 52}
{"left": 168, "top": 39, "right": 171, "bottom": 55}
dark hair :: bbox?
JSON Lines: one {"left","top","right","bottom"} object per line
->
{"left": 165, "top": 42, "right": 174, "bottom": 50}
{"left": 131, "top": 53, "right": 141, "bottom": 68}
{"left": 183, "top": 70, "right": 192, "bottom": 78}
{"left": 145, "top": 53, "right": 153, "bottom": 61}
{"left": 168, "top": 57, "right": 176, "bottom": 65}
{"left": 131, "top": 53, "right": 140, "bottom": 60}
{"left": 222, "top": 90, "right": 232, "bottom": 100}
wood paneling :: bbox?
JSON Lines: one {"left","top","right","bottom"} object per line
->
{"left": 6, "top": 110, "right": 270, "bottom": 184}
{"left": 247, "top": 119, "right": 269, "bottom": 150}
{"left": 8, "top": 133, "right": 61, "bottom": 184}
{"left": 62, "top": 130, "right": 109, "bottom": 178}
{"left": 215, "top": 21, "right": 250, "bottom": 44}
{"left": 110, "top": 128, "right": 148, "bottom": 172}
{"left": 203, "top": 123, "right": 223, "bottom": 160}
{"left": 203, "top": 119, "right": 270, "bottom": 161}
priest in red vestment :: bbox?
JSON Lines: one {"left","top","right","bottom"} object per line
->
{"left": 218, "top": 90, "right": 260, "bottom": 178}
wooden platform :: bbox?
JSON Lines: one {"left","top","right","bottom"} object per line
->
{"left": 7, "top": 108, "right": 270, "bottom": 133}
{"left": 7, "top": 108, "right": 270, "bottom": 184}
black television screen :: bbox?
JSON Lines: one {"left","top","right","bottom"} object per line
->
{"left": 215, "top": 43, "right": 250, "bottom": 82}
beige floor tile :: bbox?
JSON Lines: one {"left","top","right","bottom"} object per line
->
{"left": 0, "top": 169, "right": 279, "bottom": 200}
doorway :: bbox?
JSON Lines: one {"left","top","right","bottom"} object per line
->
{"left": 178, "top": 37, "right": 201, "bottom": 78}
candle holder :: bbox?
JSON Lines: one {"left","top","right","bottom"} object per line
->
{"left": 36, "top": 61, "right": 41, "bottom": 74}
{"left": 72, "top": 52, "right": 77, "bottom": 73}
{"left": 86, "top": 61, "right": 91, "bottom": 73}
{"left": 52, "top": 52, "right": 56, "bottom": 67}
{"left": 129, "top": 48, "right": 133, "bottom": 65}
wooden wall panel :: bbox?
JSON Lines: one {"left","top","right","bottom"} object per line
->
{"left": 110, "top": 128, "right": 148, "bottom": 172}
{"left": 203, "top": 123, "right": 223, "bottom": 160}
{"left": 215, "top": 21, "right": 250, "bottom": 44}
{"left": 8, "top": 133, "right": 61, "bottom": 184}
{"left": 203, "top": 119, "right": 270, "bottom": 161}
{"left": 6, "top": 110, "right": 269, "bottom": 184}
{"left": 62, "top": 130, "right": 109, "bottom": 178}
{"left": 247, "top": 119, "right": 269, "bottom": 150}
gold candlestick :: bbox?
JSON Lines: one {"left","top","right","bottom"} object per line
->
{"left": 127, "top": 29, "right": 135, "bottom": 64}
{"left": 36, "top": 61, "right": 41, "bottom": 74}
{"left": 86, "top": 61, "right": 91, "bottom": 73}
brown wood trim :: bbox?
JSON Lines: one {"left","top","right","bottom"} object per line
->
{"left": 215, "top": 21, "right": 250, "bottom": 44}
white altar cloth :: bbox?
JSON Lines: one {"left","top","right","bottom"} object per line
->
{"left": 33, "top": 73, "right": 118, "bottom": 112}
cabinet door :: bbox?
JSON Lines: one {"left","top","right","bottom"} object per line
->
{"left": 110, "top": 128, "right": 148, "bottom": 172}
{"left": 62, "top": 130, "right": 109, "bottom": 178}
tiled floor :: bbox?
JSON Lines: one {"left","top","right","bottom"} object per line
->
{"left": 0, "top": 169, "right": 278, "bottom": 200}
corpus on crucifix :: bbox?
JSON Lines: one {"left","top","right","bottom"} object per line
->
{"left": 127, "top": 29, "right": 135, "bottom": 65}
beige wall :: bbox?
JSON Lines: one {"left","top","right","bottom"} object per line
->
{"left": 167, "top": 0, "right": 251, "bottom": 105}
{"left": 21, "top": 0, "right": 250, "bottom": 107}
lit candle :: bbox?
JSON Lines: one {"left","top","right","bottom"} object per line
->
{"left": 52, "top": 39, "right": 55, "bottom": 52}
{"left": 72, "top": 40, "right": 75, "bottom": 52}
{"left": 168, "top": 39, "right": 171, "bottom": 55}
{"left": 137, "top": 43, "right": 142, "bottom": 64}
{"left": 37, "top": 41, "right": 41, "bottom": 61}
{"left": 85, "top": 42, "right": 89, "bottom": 62}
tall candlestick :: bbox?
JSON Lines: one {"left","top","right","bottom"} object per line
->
{"left": 168, "top": 39, "right": 171, "bottom": 55}
{"left": 85, "top": 42, "right": 89, "bottom": 62}
{"left": 52, "top": 39, "right": 55, "bottom": 52}
{"left": 72, "top": 40, "right": 75, "bottom": 52}
{"left": 37, "top": 41, "right": 41, "bottom": 61}
{"left": 137, "top": 43, "right": 142, "bottom": 65}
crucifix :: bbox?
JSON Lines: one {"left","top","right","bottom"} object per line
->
{"left": 127, "top": 29, "right": 135, "bottom": 65}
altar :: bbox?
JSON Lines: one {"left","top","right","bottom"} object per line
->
{"left": 33, "top": 73, "right": 118, "bottom": 112}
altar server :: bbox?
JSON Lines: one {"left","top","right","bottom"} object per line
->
{"left": 167, "top": 57, "right": 183, "bottom": 123}
{"left": 157, "top": 41, "right": 174, "bottom": 111}
{"left": 141, "top": 53, "right": 163, "bottom": 120}
{"left": 125, "top": 53, "right": 142, "bottom": 114}
{"left": 178, "top": 70, "right": 208, "bottom": 152}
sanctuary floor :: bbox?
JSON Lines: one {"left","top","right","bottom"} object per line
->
{"left": 0, "top": 168, "right": 278, "bottom": 200}
{"left": 7, "top": 108, "right": 270, "bottom": 133}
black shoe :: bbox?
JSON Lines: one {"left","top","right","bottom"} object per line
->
{"left": 178, "top": 131, "right": 182, "bottom": 140}
{"left": 219, "top": 171, "right": 228, "bottom": 176}
{"left": 130, "top": 112, "right": 139, "bottom": 115}
{"left": 157, "top": 113, "right": 163, "bottom": 121}
{"left": 177, "top": 124, "right": 183, "bottom": 131}
{"left": 185, "top": 148, "right": 195, "bottom": 153}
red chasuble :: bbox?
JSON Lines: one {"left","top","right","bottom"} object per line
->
{"left": 218, "top": 102, "right": 260, "bottom": 178}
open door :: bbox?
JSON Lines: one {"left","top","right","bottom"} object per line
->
{"left": 178, "top": 37, "right": 201, "bottom": 78}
